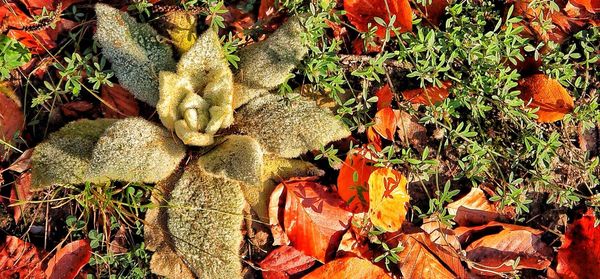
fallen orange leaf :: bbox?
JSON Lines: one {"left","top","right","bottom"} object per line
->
{"left": 402, "top": 81, "right": 451, "bottom": 106}
{"left": 556, "top": 209, "right": 600, "bottom": 278}
{"left": 337, "top": 148, "right": 378, "bottom": 212}
{"left": 569, "top": 0, "right": 600, "bottom": 13}
{"left": 45, "top": 239, "right": 92, "bottom": 279}
{"left": 259, "top": 0, "right": 276, "bottom": 20}
{"left": 375, "top": 84, "right": 394, "bottom": 110}
{"left": 368, "top": 168, "right": 409, "bottom": 232}
{"left": 454, "top": 221, "right": 552, "bottom": 275}
{"left": 366, "top": 127, "right": 383, "bottom": 151}
{"left": 303, "top": 257, "right": 391, "bottom": 279}
{"left": 269, "top": 177, "right": 353, "bottom": 262}
{"left": 344, "top": 0, "right": 412, "bottom": 38}
{"left": 518, "top": 74, "right": 574, "bottom": 123}
{"left": 372, "top": 107, "right": 398, "bottom": 140}
{"left": 446, "top": 187, "right": 500, "bottom": 226}
{"left": 0, "top": 89, "right": 24, "bottom": 160}
{"left": 385, "top": 226, "right": 466, "bottom": 278}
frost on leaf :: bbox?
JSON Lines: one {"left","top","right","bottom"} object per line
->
{"left": 232, "top": 16, "right": 308, "bottom": 108}
{"left": 31, "top": 119, "right": 116, "bottom": 190}
{"left": 166, "top": 159, "right": 245, "bottom": 279}
{"left": 157, "top": 28, "right": 234, "bottom": 146}
{"left": 95, "top": 4, "right": 176, "bottom": 106}
{"left": 87, "top": 118, "right": 186, "bottom": 184}
{"left": 31, "top": 118, "right": 185, "bottom": 190}
{"left": 235, "top": 94, "right": 350, "bottom": 158}
{"left": 197, "top": 135, "right": 323, "bottom": 221}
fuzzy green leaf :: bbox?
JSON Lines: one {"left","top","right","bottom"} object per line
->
{"left": 232, "top": 16, "right": 308, "bottom": 108}
{"left": 167, "top": 160, "right": 244, "bottom": 279}
{"left": 235, "top": 94, "right": 350, "bottom": 158}
{"left": 95, "top": 4, "right": 176, "bottom": 106}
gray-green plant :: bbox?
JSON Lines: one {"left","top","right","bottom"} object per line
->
{"left": 95, "top": 3, "right": 176, "bottom": 106}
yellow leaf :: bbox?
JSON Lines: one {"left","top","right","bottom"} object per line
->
{"left": 368, "top": 168, "right": 409, "bottom": 232}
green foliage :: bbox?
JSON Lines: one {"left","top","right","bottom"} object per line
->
{"left": 167, "top": 160, "right": 245, "bottom": 279}
{"left": 95, "top": 3, "right": 176, "bottom": 106}
{"left": 0, "top": 35, "right": 31, "bottom": 80}
{"left": 235, "top": 94, "right": 351, "bottom": 158}
{"left": 233, "top": 15, "right": 308, "bottom": 108}
{"left": 31, "top": 118, "right": 186, "bottom": 190}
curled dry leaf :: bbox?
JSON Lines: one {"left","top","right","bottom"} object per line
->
{"left": 368, "top": 168, "right": 409, "bottom": 232}
{"left": 386, "top": 227, "right": 466, "bottom": 279}
{"left": 303, "top": 257, "right": 391, "bottom": 279}
{"left": 45, "top": 239, "right": 92, "bottom": 279}
{"left": 337, "top": 213, "right": 373, "bottom": 259}
{"left": 421, "top": 217, "right": 461, "bottom": 251}
{"left": 337, "top": 148, "right": 378, "bottom": 213}
{"left": 454, "top": 221, "right": 552, "bottom": 275}
{"left": 259, "top": 0, "right": 276, "bottom": 20}
{"left": 344, "top": 0, "right": 412, "bottom": 38}
{"left": 518, "top": 74, "right": 574, "bottom": 123}
{"left": 0, "top": 236, "right": 45, "bottom": 279}
{"left": 556, "top": 210, "right": 600, "bottom": 278}
{"left": 269, "top": 177, "right": 353, "bottom": 262}
{"left": 259, "top": 245, "right": 316, "bottom": 279}
{"left": 402, "top": 81, "right": 451, "bottom": 106}
{"left": 101, "top": 84, "right": 140, "bottom": 118}
{"left": 446, "top": 187, "right": 500, "bottom": 226}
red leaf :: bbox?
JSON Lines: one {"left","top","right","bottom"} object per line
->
{"left": 446, "top": 187, "right": 500, "bottom": 226}
{"left": 101, "top": 84, "right": 140, "bottom": 118}
{"left": 303, "top": 257, "right": 391, "bottom": 279}
{"left": 402, "top": 81, "right": 451, "bottom": 106}
{"left": 372, "top": 107, "right": 398, "bottom": 140}
{"left": 269, "top": 177, "right": 353, "bottom": 262}
{"left": 60, "top": 100, "right": 94, "bottom": 118}
{"left": 259, "top": 245, "right": 316, "bottom": 279}
{"left": 0, "top": 236, "right": 45, "bottom": 279}
{"left": 351, "top": 38, "right": 383, "bottom": 55}
{"left": 337, "top": 213, "right": 373, "bottom": 259}
{"left": 269, "top": 183, "right": 290, "bottom": 246}
{"left": 45, "top": 239, "right": 92, "bottom": 279}
{"left": 569, "top": 0, "right": 600, "bottom": 13}
{"left": 337, "top": 148, "right": 378, "bottom": 213}
{"left": 396, "top": 111, "right": 427, "bottom": 146}
{"left": 7, "top": 148, "right": 33, "bottom": 173}
{"left": 375, "top": 84, "right": 393, "bottom": 110}
{"left": 344, "top": 0, "right": 412, "bottom": 38}
{"left": 454, "top": 222, "right": 552, "bottom": 275}
{"left": 556, "top": 210, "right": 600, "bottom": 278}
